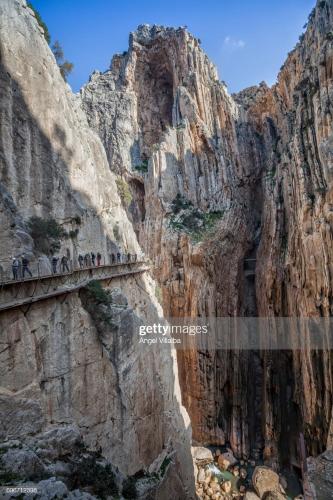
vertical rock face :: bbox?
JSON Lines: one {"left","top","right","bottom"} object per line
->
{"left": 0, "top": 277, "right": 194, "bottom": 497}
{"left": 242, "top": 0, "right": 333, "bottom": 463}
{"left": 0, "top": 0, "right": 139, "bottom": 262}
{"left": 81, "top": 0, "right": 333, "bottom": 467}
{"left": 0, "top": 1, "right": 194, "bottom": 497}
{"left": 82, "top": 24, "right": 264, "bottom": 457}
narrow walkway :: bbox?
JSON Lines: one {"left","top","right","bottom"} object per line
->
{"left": 0, "top": 261, "right": 149, "bottom": 313}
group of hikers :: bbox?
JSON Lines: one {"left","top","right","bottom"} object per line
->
{"left": 11, "top": 254, "right": 73, "bottom": 280}
{"left": 51, "top": 254, "right": 71, "bottom": 274}
{"left": 52, "top": 251, "right": 104, "bottom": 274}
{"left": 111, "top": 252, "right": 138, "bottom": 264}
{"left": 10, "top": 250, "right": 139, "bottom": 281}
{"left": 11, "top": 254, "right": 32, "bottom": 280}
{"left": 77, "top": 252, "right": 102, "bottom": 269}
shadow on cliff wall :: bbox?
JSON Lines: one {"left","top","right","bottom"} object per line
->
{"left": 0, "top": 51, "right": 195, "bottom": 492}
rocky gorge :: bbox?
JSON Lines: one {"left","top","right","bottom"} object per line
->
{"left": 0, "top": 0, "right": 333, "bottom": 498}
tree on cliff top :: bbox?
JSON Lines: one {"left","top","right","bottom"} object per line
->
{"left": 52, "top": 41, "right": 74, "bottom": 82}
{"left": 27, "top": 1, "right": 51, "bottom": 44}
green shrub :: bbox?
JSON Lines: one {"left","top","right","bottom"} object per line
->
{"left": 159, "top": 456, "right": 172, "bottom": 477}
{"left": 85, "top": 280, "right": 111, "bottom": 305}
{"left": 73, "top": 215, "right": 82, "bottom": 225}
{"left": 0, "top": 469, "right": 20, "bottom": 486}
{"left": 169, "top": 206, "right": 224, "bottom": 243}
{"left": 203, "top": 210, "right": 224, "bottom": 228}
{"left": 266, "top": 165, "right": 277, "bottom": 180}
{"left": 122, "top": 477, "right": 137, "bottom": 499}
{"left": 27, "top": 2, "right": 50, "bottom": 44}
{"left": 69, "top": 228, "right": 79, "bottom": 239}
{"left": 116, "top": 177, "right": 132, "bottom": 206}
{"left": 134, "top": 159, "right": 148, "bottom": 173}
{"left": 171, "top": 194, "right": 193, "bottom": 214}
{"left": 80, "top": 283, "right": 118, "bottom": 331}
{"left": 27, "top": 216, "right": 67, "bottom": 255}
{"left": 73, "top": 456, "right": 118, "bottom": 499}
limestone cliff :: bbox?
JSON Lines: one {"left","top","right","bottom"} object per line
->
{"left": 0, "top": 1, "right": 194, "bottom": 497}
{"left": 81, "top": 0, "right": 333, "bottom": 472}
{"left": 1, "top": 0, "right": 333, "bottom": 495}
{"left": 238, "top": 0, "right": 333, "bottom": 464}
{"left": 81, "top": 23, "right": 263, "bottom": 459}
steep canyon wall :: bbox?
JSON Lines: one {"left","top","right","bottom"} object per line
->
{"left": 0, "top": 0, "right": 194, "bottom": 497}
{"left": 82, "top": 0, "right": 333, "bottom": 466}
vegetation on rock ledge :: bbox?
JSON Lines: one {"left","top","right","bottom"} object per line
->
{"left": 27, "top": 2, "right": 50, "bottom": 44}
{"left": 72, "top": 455, "right": 118, "bottom": 499}
{"left": 169, "top": 194, "right": 224, "bottom": 243}
{"left": 28, "top": 216, "right": 67, "bottom": 255}
{"left": 85, "top": 280, "right": 111, "bottom": 305}
{"left": 28, "top": 216, "right": 79, "bottom": 254}
{"left": 116, "top": 177, "right": 132, "bottom": 206}
{"left": 134, "top": 159, "right": 148, "bottom": 173}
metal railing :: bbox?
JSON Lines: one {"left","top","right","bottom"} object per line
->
{"left": 0, "top": 256, "right": 150, "bottom": 312}
{"left": 0, "top": 253, "right": 145, "bottom": 285}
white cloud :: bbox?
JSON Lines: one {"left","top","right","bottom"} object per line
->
{"left": 223, "top": 36, "right": 245, "bottom": 49}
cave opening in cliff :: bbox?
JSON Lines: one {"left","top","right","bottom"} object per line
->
{"left": 134, "top": 48, "right": 174, "bottom": 154}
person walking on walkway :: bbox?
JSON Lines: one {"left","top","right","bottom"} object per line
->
{"left": 61, "top": 255, "right": 70, "bottom": 273}
{"left": 127, "top": 253, "right": 131, "bottom": 263}
{"left": 91, "top": 252, "right": 96, "bottom": 266}
{"left": 117, "top": 252, "right": 121, "bottom": 263}
{"left": 84, "top": 253, "right": 91, "bottom": 267}
{"left": 52, "top": 256, "right": 59, "bottom": 274}
{"left": 78, "top": 254, "right": 84, "bottom": 269}
{"left": 111, "top": 253, "right": 115, "bottom": 264}
{"left": 12, "top": 257, "right": 19, "bottom": 280}
{"left": 22, "top": 254, "right": 32, "bottom": 278}
{"left": 17, "top": 260, "right": 22, "bottom": 279}
{"left": 97, "top": 252, "right": 102, "bottom": 266}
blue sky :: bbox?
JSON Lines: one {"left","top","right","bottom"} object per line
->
{"left": 32, "top": 0, "right": 315, "bottom": 93}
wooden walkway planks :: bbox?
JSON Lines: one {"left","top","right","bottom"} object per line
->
{"left": 0, "top": 264, "right": 150, "bottom": 313}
